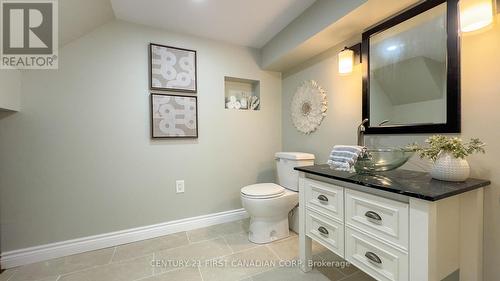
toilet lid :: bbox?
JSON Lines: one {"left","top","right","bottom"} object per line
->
{"left": 241, "top": 183, "right": 285, "bottom": 199}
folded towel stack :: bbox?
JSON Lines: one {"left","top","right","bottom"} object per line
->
{"left": 327, "top": 145, "right": 366, "bottom": 172}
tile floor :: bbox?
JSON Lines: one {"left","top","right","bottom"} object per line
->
{"left": 0, "top": 219, "right": 375, "bottom": 281}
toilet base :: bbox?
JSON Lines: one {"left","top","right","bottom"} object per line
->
{"left": 248, "top": 216, "right": 290, "bottom": 244}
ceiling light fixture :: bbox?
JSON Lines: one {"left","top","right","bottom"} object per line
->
{"left": 459, "top": 0, "right": 494, "bottom": 32}
{"left": 386, "top": 45, "right": 398, "bottom": 51}
{"left": 386, "top": 43, "right": 404, "bottom": 52}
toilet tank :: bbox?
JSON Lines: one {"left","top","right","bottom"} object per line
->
{"left": 275, "top": 152, "right": 315, "bottom": 191}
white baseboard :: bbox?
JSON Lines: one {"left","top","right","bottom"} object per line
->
{"left": 1, "top": 208, "right": 248, "bottom": 269}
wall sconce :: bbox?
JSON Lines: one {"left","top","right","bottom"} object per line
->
{"left": 459, "top": 0, "right": 495, "bottom": 32}
{"left": 338, "top": 44, "right": 361, "bottom": 74}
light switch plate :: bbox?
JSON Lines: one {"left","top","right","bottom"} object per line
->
{"left": 176, "top": 180, "right": 185, "bottom": 193}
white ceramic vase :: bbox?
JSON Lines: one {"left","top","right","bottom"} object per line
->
{"left": 430, "top": 152, "right": 470, "bottom": 182}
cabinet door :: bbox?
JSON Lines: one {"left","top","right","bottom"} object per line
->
{"left": 345, "top": 189, "right": 409, "bottom": 250}
{"left": 304, "top": 178, "right": 344, "bottom": 222}
{"left": 306, "top": 208, "right": 344, "bottom": 258}
{"left": 346, "top": 227, "right": 408, "bottom": 281}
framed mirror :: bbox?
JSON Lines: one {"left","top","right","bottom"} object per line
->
{"left": 362, "top": 0, "right": 460, "bottom": 134}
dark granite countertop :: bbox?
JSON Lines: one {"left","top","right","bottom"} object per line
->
{"left": 295, "top": 164, "right": 491, "bottom": 201}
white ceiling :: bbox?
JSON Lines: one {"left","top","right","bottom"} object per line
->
{"left": 265, "top": 0, "right": 421, "bottom": 72}
{"left": 371, "top": 3, "right": 447, "bottom": 70}
{"left": 59, "top": 0, "right": 115, "bottom": 46}
{"left": 110, "top": 0, "right": 316, "bottom": 48}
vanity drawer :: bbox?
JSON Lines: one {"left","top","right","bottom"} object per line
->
{"left": 345, "top": 227, "right": 408, "bottom": 281}
{"left": 306, "top": 208, "right": 344, "bottom": 258}
{"left": 345, "top": 189, "right": 409, "bottom": 250}
{"left": 304, "top": 178, "right": 343, "bottom": 221}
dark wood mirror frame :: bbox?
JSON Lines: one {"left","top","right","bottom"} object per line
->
{"left": 362, "top": 0, "right": 461, "bottom": 134}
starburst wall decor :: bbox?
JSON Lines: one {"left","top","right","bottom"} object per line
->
{"left": 290, "top": 80, "right": 327, "bottom": 134}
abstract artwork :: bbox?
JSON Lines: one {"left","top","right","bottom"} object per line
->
{"left": 151, "top": 94, "right": 198, "bottom": 138}
{"left": 150, "top": 43, "right": 197, "bottom": 93}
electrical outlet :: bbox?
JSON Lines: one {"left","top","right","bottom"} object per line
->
{"left": 176, "top": 180, "right": 185, "bottom": 193}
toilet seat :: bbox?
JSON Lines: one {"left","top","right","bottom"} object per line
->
{"left": 241, "top": 183, "right": 285, "bottom": 199}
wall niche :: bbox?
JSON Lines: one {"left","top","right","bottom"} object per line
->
{"left": 224, "top": 76, "right": 260, "bottom": 110}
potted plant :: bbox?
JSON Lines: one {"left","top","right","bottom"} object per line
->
{"left": 409, "top": 135, "right": 486, "bottom": 182}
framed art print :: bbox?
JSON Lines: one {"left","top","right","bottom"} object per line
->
{"left": 151, "top": 93, "right": 198, "bottom": 138}
{"left": 149, "top": 43, "right": 197, "bottom": 93}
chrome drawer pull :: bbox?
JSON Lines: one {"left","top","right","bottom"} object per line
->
{"left": 365, "top": 251, "right": 382, "bottom": 264}
{"left": 318, "top": 226, "right": 329, "bottom": 236}
{"left": 317, "top": 195, "right": 329, "bottom": 203}
{"left": 365, "top": 211, "right": 382, "bottom": 221}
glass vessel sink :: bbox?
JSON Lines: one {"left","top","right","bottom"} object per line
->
{"left": 354, "top": 148, "right": 414, "bottom": 174}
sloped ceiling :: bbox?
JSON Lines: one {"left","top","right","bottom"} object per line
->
{"left": 59, "top": 0, "right": 442, "bottom": 73}
{"left": 59, "top": 0, "right": 115, "bottom": 46}
{"left": 261, "top": 0, "right": 422, "bottom": 72}
{"left": 373, "top": 57, "right": 446, "bottom": 105}
{"left": 110, "top": 0, "right": 316, "bottom": 48}
{"left": 370, "top": 5, "right": 446, "bottom": 70}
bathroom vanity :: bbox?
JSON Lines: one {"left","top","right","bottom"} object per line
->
{"left": 295, "top": 165, "right": 490, "bottom": 281}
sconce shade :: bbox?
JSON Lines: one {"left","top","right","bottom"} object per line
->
{"left": 460, "top": 0, "right": 494, "bottom": 32}
{"left": 338, "top": 48, "right": 354, "bottom": 74}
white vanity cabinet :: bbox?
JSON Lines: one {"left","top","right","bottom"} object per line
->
{"left": 303, "top": 179, "right": 344, "bottom": 256}
{"left": 344, "top": 188, "right": 410, "bottom": 248}
{"left": 343, "top": 188, "right": 409, "bottom": 281}
{"left": 298, "top": 172, "right": 487, "bottom": 281}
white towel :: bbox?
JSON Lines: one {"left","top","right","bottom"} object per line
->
{"left": 327, "top": 160, "right": 351, "bottom": 171}
{"left": 327, "top": 145, "right": 366, "bottom": 172}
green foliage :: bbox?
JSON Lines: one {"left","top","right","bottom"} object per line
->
{"left": 407, "top": 135, "right": 486, "bottom": 162}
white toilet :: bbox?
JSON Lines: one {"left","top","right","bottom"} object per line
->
{"left": 241, "top": 152, "right": 315, "bottom": 244}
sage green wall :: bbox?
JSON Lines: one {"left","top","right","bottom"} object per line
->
{"left": 282, "top": 39, "right": 364, "bottom": 164}
{"left": 0, "top": 70, "right": 21, "bottom": 111}
{"left": 282, "top": 25, "right": 500, "bottom": 280}
{"left": 0, "top": 20, "right": 282, "bottom": 251}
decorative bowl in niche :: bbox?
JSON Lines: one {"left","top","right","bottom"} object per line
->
{"left": 354, "top": 148, "right": 414, "bottom": 174}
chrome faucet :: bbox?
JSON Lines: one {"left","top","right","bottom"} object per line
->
{"left": 357, "top": 119, "right": 369, "bottom": 146}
